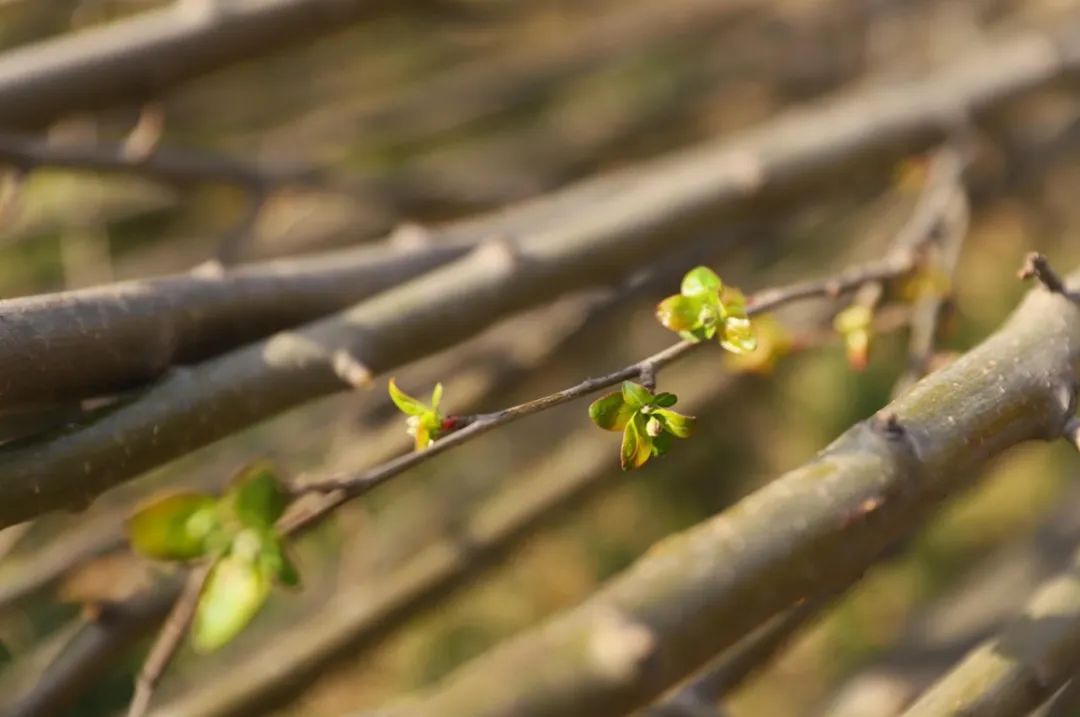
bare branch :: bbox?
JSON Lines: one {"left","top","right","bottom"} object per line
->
{"left": 0, "top": 238, "right": 472, "bottom": 409}
{"left": 901, "top": 539, "right": 1080, "bottom": 716}
{"left": 3, "top": 582, "right": 180, "bottom": 717}
{"left": 647, "top": 595, "right": 834, "bottom": 717}
{"left": 127, "top": 564, "right": 212, "bottom": 717}
{"left": 892, "top": 149, "right": 972, "bottom": 395}
{"left": 0, "top": 0, "right": 427, "bottom": 129}
{"left": 0, "top": 130, "right": 339, "bottom": 194}
{"left": 1019, "top": 252, "right": 1071, "bottom": 295}
{"left": 379, "top": 267, "right": 1080, "bottom": 717}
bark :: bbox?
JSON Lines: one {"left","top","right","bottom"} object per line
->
{"left": 0, "top": 240, "right": 470, "bottom": 409}
{"left": 1, "top": 22, "right": 1078, "bottom": 528}
{"left": 382, "top": 274, "right": 1080, "bottom": 717}
{"left": 901, "top": 542, "right": 1080, "bottom": 716}
{"left": 0, "top": 0, "right": 421, "bottom": 129}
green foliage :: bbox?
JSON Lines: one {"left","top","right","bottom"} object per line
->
{"left": 225, "top": 462, "right": 288, "bottom": 529}
{"left": 127, "top": 462, "right": 299, "bottom": 652}
{"left": 389, "top": 378, "right": 447, "bottom": 450}
{"left": 589, "top": 382, "right": 695, "bottom": 470}
{"left": 128, "top": 493, "right": 219, "bottom": 561}
{"left": 192, "top": 550, "right": 269, "bottom": 654}
{"left": 656, "top": 266, "right": 757, "bottom": 353}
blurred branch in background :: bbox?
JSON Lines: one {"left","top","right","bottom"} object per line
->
{"left": 820, "top": 480, "right": 1080, "bottom": 717}
{"left": 0, "top": 0, "right": 439, "bottom": 130}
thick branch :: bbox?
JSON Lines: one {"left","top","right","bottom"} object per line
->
{"left": 2, "top": 581, "right": 179, "bottom": 717}
{"left": 2, "top": 23, "right": 1077, "bottom": 528}
{"left": 0, "top": 239, "right": 472, "bottom": 409}
{"left": 901, "top": 541, "right": 1080, "bottom": 717}
{"left": 0, "top": 0, "right": 424, "bottom": 129}
{"left": 382, "top": 269, "right": 1080, "bottom": 717}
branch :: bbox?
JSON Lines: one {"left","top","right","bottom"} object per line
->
{"left": 3, "top": 582, "right": 180, "bottom": 717}
{"left": 0, "top": 237, "right": 472, "bottom": 409}
{"left": 4, "top": 22, "right": 1074, "bottom": 528}
{"left": 0, "top": 131, "right": 359, "bottom": 195}
{"left": 647, "top": 595, "right": 833, "bottom": 717}
{"left": 294, "top": 247, "right": 925, "bottom": 501}
{"left": 127, "top": 564, "right": 212, "bottom": 717}
{"left": 1019, "top": 252, "right": 1071, "bottom": 295}
{"left": 379, "top": 266, "right": 1080, "bottom": 717}
{"left": 892, "top": 146, "right": 972, "bottom": 395}
{"left": 900, "top": 539, "right": 1080, "bottom": 716}
{"left": 0, "top": 0, "right": 426, "bottom": 129}
{"left": 820, "top": 480, "right": 1080, "bottom": 717}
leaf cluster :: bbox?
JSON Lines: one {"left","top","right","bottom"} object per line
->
{"left": 127, "top": 463, "right": 298, "bottom": 652}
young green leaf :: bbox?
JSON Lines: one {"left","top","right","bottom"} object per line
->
{"left": 588, "top": 392, "right": 635, "bottom": 431}
{"left": 128, "top": 493, "right": 219, "bottom": 561}
{"left": 653, "top": 392, "right": 678, "bottom": 407}
{"left": 655, "top": 408, "right": 696, "bottom": 438}
{"left": 620, "top": 414, "right": 654, "bottom": 471}
{"left": 430, "top": 382, "right": 444, "bottom": 412}
{"left": 681, "top": 266, "right": 723, "bottom": 297}
{"left": 388, "top": 378, "right": 428, "bottom": 416}
{"left": 656, "top": 294, "right": 702, "bottom": 334}
{"left": 720, "top": 316, "right": 757, "bottom": 354}
{"left": 258, "top": 534, "right": 301, "bottom": 588}
{"left": 621, "top": 381, "right": 653, "bottom": 410}
{"left": 191, "top": 554, "right": 270, "bottom": 653}
{"left": 226, "top": 463, "right": 287, "bottom": 529}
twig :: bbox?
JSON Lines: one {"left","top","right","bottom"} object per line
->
{"left": 892, "top": 149, "right": 972, "bottom": 395}
{"left": 294, "top": 249, "right": 925, "bottom": 499}
{"left": 1019, "top": 252, "right": 1070, "bottom": 295}
{"left": 127, "top": 563, "right": 212, "bottom": 717}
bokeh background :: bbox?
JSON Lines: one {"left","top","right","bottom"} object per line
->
{"left": 2, "top": 1, "right": 1080, "bottom": 715}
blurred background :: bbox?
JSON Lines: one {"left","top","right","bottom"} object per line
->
{"left": 1, "top": 1, "right": 1080, "bottom": 715}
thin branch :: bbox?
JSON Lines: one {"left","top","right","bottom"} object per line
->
{"left": 1020, "top": 252, "right": 1071, "bottom": 295}
{"left": 380, "top": 266, "right": 1080, "bottom": 717}
{"left": 127, "top": 564, "right": 212, "bottom": 717}
{"left": 892, "top": 152, "right": 972, "bottom": 395}
{"left": 0, "top": 131, "right": 341, "bottom": 194}
{"left": 295, "top": 248, "right": 926, "bottom": 499}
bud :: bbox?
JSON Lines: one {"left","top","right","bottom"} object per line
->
{"left": 646, "top": 416, "right": 663, "bottom": 438}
